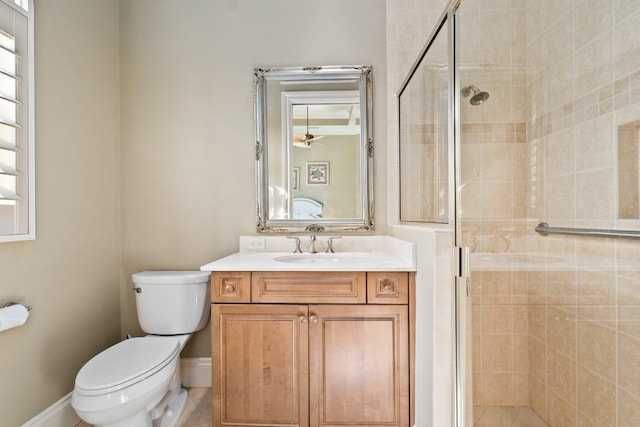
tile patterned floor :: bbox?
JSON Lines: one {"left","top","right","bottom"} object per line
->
{"left": 74, "top": 387, "right": 212, "bottom": 427}
{"left": 474, "top": 406, "right": 548, "bottom": 427}
{"left": 176, "top": 387, "right": 212, "bottom": 427}
{"left": 75, "top": 393, "right": 547, "bottom": 427}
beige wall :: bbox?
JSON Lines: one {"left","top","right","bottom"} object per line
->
{"left": 118, "top": 0, "right": 387, "bottom": 357}
{"left": 292, "top": 135, "right": 361, "bottom": 219}
{"left": 3, "top": 0, "right": 387, "bottom": 423}
{"left": 0, "top": 1, "right": 121, "bottom": 425}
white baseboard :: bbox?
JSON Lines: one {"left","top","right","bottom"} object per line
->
{"left": 21, "top": 392, "right": 80, "bottom": 427}
{"left": 21, "top": 357, "right": 212, "bottom": 427}
{"left": 181, "top": 357, "right": 212, "bottom": 388}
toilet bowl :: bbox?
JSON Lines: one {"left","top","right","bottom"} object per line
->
{"left": 71, "top": 271, "right": 210, "bottom": 427}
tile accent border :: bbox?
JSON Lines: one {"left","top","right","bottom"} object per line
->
{"left": 529, "top": 70, "right": 640, "bottom": 140}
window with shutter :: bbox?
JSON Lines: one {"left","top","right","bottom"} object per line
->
{"left": 0, "top": 0, "right": 33, "bottom": 242}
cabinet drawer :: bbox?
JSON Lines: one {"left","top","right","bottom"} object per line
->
{"left": 211, "top": 272, "right": 251, "bottom": 303}
{"left": 252, "top": 272, "right": 366, "bottom": 304}
{"left": 367, "top": 272, "right": 409, "bottom": 304}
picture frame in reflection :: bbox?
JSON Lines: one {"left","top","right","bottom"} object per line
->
{"left": 306, "top": 162, "right": 329, "bottom": 185}
{"left": 292, "top": 167, "right": 300, "bottom": 191}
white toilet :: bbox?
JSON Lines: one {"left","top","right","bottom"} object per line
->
{"left": 71, "top": 271, "right": 211, "bottom": 427}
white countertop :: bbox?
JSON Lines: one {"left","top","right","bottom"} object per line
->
{"left": 201, "top": 235, "right": 416, "bottom": 272}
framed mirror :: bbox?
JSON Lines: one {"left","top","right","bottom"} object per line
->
{"left": 255, "top": 65, "right": 374, "bottom": 233}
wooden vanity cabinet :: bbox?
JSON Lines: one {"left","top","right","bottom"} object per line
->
{"left": 211, "top": 271, "right": 414, "bottom": 427}
{"left": 309, "top": 304, "right": 408, "bottom": 427}
{"left": 212, "top": 304, "right": 309, "bottom": 427}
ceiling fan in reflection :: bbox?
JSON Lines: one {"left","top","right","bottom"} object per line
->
{"left": 293, "top": 105, "right": 325, "bottom": 148}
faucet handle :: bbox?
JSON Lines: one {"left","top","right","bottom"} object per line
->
{"left": 325, "top": 236, "right": 342, "bottom": 253}
{"left": 309, "top": 235, "right": 318, "bottom": 254}
{"left": 287, "top": 236, "right": 302, "bottom": 253}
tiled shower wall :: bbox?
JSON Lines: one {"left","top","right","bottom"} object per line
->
{"left": 389, "top": 0, "right": 640, "bottom": 426}
{"left": 461, "top": 2, "right": 640, "bottom": 425}
{"left": 618, "top": 122, "right": 639, "bottom": 219}
{"left": 525, "top": 0, "right": 640, "bottom": 425}
{"left": 458, "top": 0, "right": 531, "bottom": 408}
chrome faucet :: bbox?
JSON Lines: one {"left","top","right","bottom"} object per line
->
{"left": 287, "top": 236, "right": 303, "bottom": 253}
{"left": 325, "top": 236, "right": 341, "bottom": 253}
{"left": 309, "top": 235, "right": 318, "bottom": 254}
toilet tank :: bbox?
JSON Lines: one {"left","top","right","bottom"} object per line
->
{"left": 132, "top": 271, "right": 211, "bottom": 335}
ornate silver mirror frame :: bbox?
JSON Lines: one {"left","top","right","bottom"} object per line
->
{"left": 255, "top": 65, "right": 374, "bottom": 233}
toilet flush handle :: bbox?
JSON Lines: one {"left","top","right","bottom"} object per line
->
{"left": 132, "top": 287, "right": 142, "bottom": 293}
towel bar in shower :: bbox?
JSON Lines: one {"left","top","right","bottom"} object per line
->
{"left": 535, "top": 222, "right": 640, "bottom": 239}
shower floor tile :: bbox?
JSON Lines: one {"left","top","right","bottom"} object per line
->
{"left": 474, "top": 406, "right": 548, "bottom": 427}
{"left": 74, "top": 387, "right": 212, "bottom": 427}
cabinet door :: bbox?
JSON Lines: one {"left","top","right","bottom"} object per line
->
{"left": 308, "top": 305, "right": 409, "bottom": 427}
{"left": 212, "top": 304, "right": 309, "bottom": 427}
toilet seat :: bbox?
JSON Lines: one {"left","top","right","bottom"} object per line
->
{"left": 75, "top": 337, "right": 179, "bottom": 396}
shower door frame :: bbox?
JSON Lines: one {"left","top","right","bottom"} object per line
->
{"left": 396, "top": 1, "right": 470, "bottom": 425}
{"left": 450, "top": 4, "right": 470, "bottom": 427}
{"left": 426, "top": 3, "right": 470, "bottom": 425}
{"left": 446, "top": 2, "right": 471, "bottom": 426}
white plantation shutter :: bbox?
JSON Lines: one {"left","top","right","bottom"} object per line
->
{"left": 0, "top": 30, "right": 20, "bottom": 201}
{"left": 0, "top": 0, "right": 33, "bottom": 241}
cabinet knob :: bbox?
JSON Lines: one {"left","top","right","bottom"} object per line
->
{"left": 382, "top": 282, "right": 394, "bottom": 293}
{"left": 224, "top": 283, "right": 236, "bottom": 293}
{"left": 299, "top": 315, "right": 307, "bottom": 323}
{"left": 309, "top": 314, "right": 318, "bottom": 323}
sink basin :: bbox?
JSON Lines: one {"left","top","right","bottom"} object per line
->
{"left": 274, "top": 254, "right": 342, "bottom": 264}
{"left": 200, "top": 237, "right": 417, "bottom": 272}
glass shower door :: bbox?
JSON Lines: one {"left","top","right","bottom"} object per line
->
{"left": 454, "top": 1, "right": 640, "bottom": 426}
{"left": 454, "top": 1, "right": 546, "bottom": 426}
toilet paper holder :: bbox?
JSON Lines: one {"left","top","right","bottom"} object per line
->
{"left": 2, "top": 302, "right": 32, "bottom": 311}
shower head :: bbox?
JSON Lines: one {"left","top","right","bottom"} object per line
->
{"left": 461, "top": 85, "right": 489, "bottom": 105}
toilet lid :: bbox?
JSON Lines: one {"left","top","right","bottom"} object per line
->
{"left": 75, "top": 336, "right": 179, "bottom": 395}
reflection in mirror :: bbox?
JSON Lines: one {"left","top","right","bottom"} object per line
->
{"left": 618, "top": 120, "right": 640, "bottom": 218}
{"left": 290, "top": 97, "right": 361, "bottom": 219}
{"left": 398, "top": 19, "right": 449, "bottom": 223}
{"left": 255, "top": 66, "right": 373, "bottom": 233}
